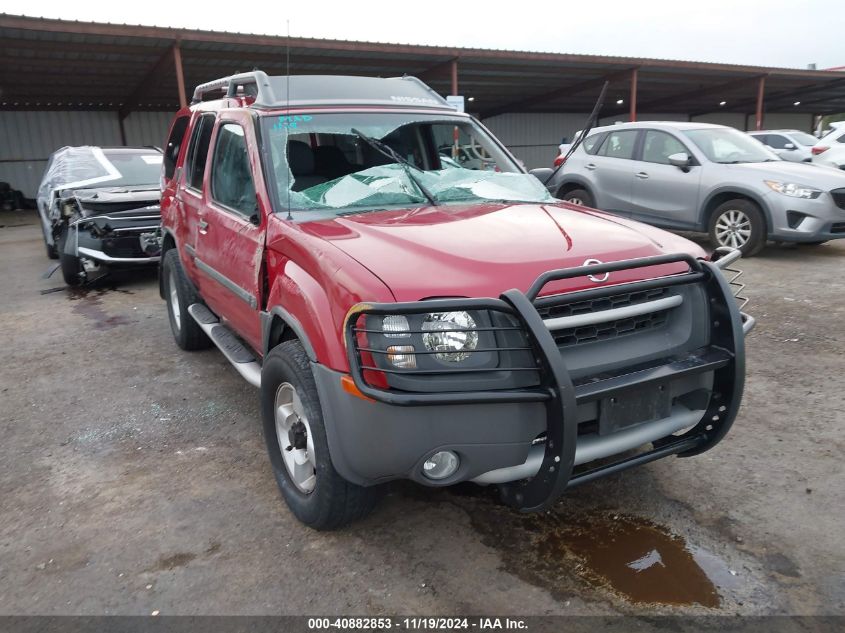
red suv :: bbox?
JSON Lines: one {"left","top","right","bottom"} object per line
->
{"left": 159, "top": 71, "right": 753, "bottom": 530}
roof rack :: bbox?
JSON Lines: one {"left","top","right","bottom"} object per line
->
{"left": 191, "top": 71, "right": 276, "bottom": 106}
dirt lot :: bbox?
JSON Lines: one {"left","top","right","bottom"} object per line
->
{"left": 0, "top": 210, "right": 843, "bottom": 616}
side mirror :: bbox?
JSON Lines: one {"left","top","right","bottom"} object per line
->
{"left": 784, "top": 143, "right": 796, "bottom": 150}
{"left": 529, "top": 167, "right": 555, "bottom": 184}
{"left": 668, "top": 152, "right": 691, "bottom": 171}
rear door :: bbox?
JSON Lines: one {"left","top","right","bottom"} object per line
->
{"left": 628, "top": 129, "right": 702, "bottom": 229}
{"left": 587, "top": 129, "right": 640, "bottom": 214}
{"left": 194, "top": 111, "right": 266, "bottom": 352}
{"left": 176, "top": 113, "right": 216, "bottom": 273}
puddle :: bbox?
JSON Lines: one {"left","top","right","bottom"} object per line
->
{"left": 535, "top": 513, "right": 735, "bottom": 607}
{"left": 451, "top": 489, "right": 742, "bottom": 610}
{"left": 67, "top": 287, "right": 132, "bottom": 330}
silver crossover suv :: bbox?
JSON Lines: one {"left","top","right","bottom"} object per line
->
{"left": 547, "top": 122, "right": 845, "bottom": 255}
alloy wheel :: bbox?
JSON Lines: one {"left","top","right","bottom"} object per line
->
{"left": 274, "top": 382, "right": 317, "bottom": 494}
{"left": 714, "top": 209, "right": 752, "bottom": 249}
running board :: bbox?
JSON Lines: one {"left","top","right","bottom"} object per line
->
{"left": 187, "top": 304, "right": 262, "bottom": 388}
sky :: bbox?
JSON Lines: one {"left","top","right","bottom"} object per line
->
{"left": 1, "top": 0, "right": 843, "bottom": 70}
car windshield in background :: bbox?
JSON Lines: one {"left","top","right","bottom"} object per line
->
{"left": 261, "top": 112, "right": 554, "bottom": 214}
{"left": 98, "top": 150, "right": 163, "bottom": 187}
{"left": 683, "top": 128, "right": 779, "bottom": 164}
{"left": 789, "top": 131, "right": 819, "bottom": 146}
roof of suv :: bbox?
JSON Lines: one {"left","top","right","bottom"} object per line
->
{"left": 192, "top": 70, "right": 456, "bottom": 112}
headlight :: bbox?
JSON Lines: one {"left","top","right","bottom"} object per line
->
{"left": 764, "top": 180, "right": 821, "bottom": 199}
{"left": 421, "top": 311, "right": 479, "bottom": 362}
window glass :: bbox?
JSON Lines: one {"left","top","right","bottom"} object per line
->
{"left": 211, "top": 123, "right": 257, "bottom": 216}
{"left": 583, "top": 133, "right": 605, "bottom": 155}
{"left": 185, "top": 114, "right": 215, "bottom": 190}
{"left": 765, "top": 134, "right": 789, "bottom": 150}
{"left": 641, "top": 131, "right": 688, "bottom": 164}
{"left": 597, "top": 130, "right": 638, "bottom": 159}
{"left": 683, "top": 127, "right": 778, "bottom": 164}
{"left": 790, "top": 131, "right": 818, "bottom": 146}
{"left": 164, "top": 116, "right": 189, "bottom": 180}
{"left": 261, "top": 112, "right": 554, "bottom": 215}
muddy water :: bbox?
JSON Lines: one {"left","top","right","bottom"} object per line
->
{"left": 534, "top": 513, "right": 733, "bottom": 607}
{"left": 67, "top": 287, "right": 133, "bottom": 330}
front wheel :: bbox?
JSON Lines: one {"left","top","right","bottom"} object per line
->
{"left": 708, "top": 200, "right": 766, "bottom": 257}
{"left": 261, "top": 340, "right": 380, "bottom": 530}
{"left": 560, "top": 188, "right": 595, "bottom": 208}
{"left": 57, "top": 224, "right": 83, "bottom": 286}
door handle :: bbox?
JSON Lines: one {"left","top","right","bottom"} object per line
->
{"left": 198, "top": 219, "right": 209, "bottom": 234}
{"left": 585, "top": 163, "right": 597, "bottom": 171}
{"left": 635, "top": 172, "right": 649, "bottom": 179}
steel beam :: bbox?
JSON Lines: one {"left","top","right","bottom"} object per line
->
{"left": 629, "top": 68, "right": 638, "bottom": 122}
{"left": 755, "top": 76, "right": 766, "bottom": 131}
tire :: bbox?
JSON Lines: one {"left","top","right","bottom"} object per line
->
{"left": 708, "top": 199, "right": 766, "bottom": 257}
{"left": 57, "top": 224, "right": 83, "bottom": 286}
{"left": 42, "top": 227, "right": 58, "bottom": 260}
{"left": 560, "top": 188, "right": 595, "bottom": 208}
{"left": 261, "top": 340, "right": 380, "bottom": 530}
{"left": 161, "top": 248, "right": 211, "bottom": 351}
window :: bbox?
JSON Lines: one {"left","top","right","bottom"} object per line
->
{"left": 583, "top": 132, "right": 606, "bottom": 155}
{"left": 185, "top": 114, "right": 215, "bottom": 190}
{"left": 211, "top": 123, "right": 257, "bottom": 217}
{"left": 765, "top": 134, "right": 789, "bottom": 150}
{"left": 750, "top": 134, "right": 768, "bottom": 145}
{"left": 163, "top": 116, "right": 189, "bottom": 180}
{"left": 597, "top": 130, "right": 638, "bottom": 159}
{"left": 641, "top": 131, "right": 688, "bottom": 164}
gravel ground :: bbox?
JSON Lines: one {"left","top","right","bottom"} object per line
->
{"left": 0, "top": 210, "right": 843, "bottom": 616}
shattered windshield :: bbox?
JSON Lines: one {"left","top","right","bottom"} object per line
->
{"left": 260, "top": 112, "right": 554, "bottom": 214}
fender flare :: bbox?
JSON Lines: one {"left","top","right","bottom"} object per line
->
{"left": 554, "top": 176, "right": 596, "bottom": 203}
{"left": 698, "top": 186, "right": 773, "bottom": 232}
{"left": 260, "top": 306, "right": 318, "bottom": 362}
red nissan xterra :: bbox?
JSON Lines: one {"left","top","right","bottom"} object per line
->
{"left": 159, "top": 71, "right": 754, "bottom": 530}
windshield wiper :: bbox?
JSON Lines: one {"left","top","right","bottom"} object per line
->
{"left": 351, "top": 128, "right": 438, "bottom": 206}
{"left": 543, "top": 81, "right": 609, "bottom": 186}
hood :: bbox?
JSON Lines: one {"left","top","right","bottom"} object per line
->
{"left": 68, "top": 186, "right": 161, "bottom": 216}
{"left": 730, "top": 160, "right": 845, "bottom": 189}
{"left": 299, "top": 202, "right": 705, "bottom": 302}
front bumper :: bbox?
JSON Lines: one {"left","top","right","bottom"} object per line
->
{"left": 329, "top": 253, "right": 751, "bottom": 512}
{"left": 764, "top": 190, "right": 845, "bottom": 242}
{"left": 67, "top": 208, "right": 162, "bottom": 265}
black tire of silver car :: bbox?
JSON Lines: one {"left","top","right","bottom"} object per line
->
{"left": 260, "top": 340, "right": 380, "bottom": 530}
{"left": 560, "top": 188, "right": 595, "bottom": 208}
{"left": 57, "top": 224, "right": 83, "bottom": 286}
{"left": 708, "top": 200, "right": 766, "bottom": 257}
{"left": 162, "top": 249, "right": 211, "bottom": 351}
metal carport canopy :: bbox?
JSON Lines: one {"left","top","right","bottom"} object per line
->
{"left": 1, "top": 12, "right": 844, "bottom": 124}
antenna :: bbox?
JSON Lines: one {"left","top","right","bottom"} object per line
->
{"left": 285, "top": 20, "right": 293, "bottom": 221}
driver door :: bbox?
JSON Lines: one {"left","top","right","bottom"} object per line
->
{"left": 194, "top": 111, "right": 267, "bottom": 352}
{"left": 628, "top": 129, "right": 701, "bottom": 228}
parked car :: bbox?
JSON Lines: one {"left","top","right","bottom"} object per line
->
{"left": 160, "top": 71, "right": 752, "bottom": 530}
{"left": 37, "top": 146, "right": 163, "bottom": 285}
{"left": 812, "top": 144, "right": 845, "bottom": 171}
{"left": 547, "top": 122, "right": 845, "bottom": 255}
{"left": 812, "top": 122, "right": 845, "bottom": 156}
{"left": 747, "top": 129, "right": 816, "bottom": 162}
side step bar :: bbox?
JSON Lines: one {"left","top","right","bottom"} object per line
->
{"left": 187, "top": 304, "right": 262, "bottom": 388}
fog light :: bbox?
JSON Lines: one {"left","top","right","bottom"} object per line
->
{"left": 387, "top": 345, "right": 416, "bottom": 369}
{"left": 422, "top": 451, "right": 460, "bottom": 480}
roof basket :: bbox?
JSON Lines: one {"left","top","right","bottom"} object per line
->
{"left": 191, "top": 71, "right": 276, "bottom": 106}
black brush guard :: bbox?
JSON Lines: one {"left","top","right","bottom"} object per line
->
{"left": 344, "top": 253, "right": 749, "bottom": 512}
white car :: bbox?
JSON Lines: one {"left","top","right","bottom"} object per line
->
{"left": 747, "top": 130, "right": 817, "bottom": 162}
{"left": 812, "top": 122, "right": 845, "bottom": 157}
{"left": 812, "top": 144, "right": 845, "bottom": 171}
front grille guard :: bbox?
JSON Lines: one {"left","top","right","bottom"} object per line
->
{"left": 343, "top": 251, "right": 751, "bottom": 511}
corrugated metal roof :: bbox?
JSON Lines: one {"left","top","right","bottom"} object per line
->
{"left": 1, "top": 12, "right": 844, "bottom": 115}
